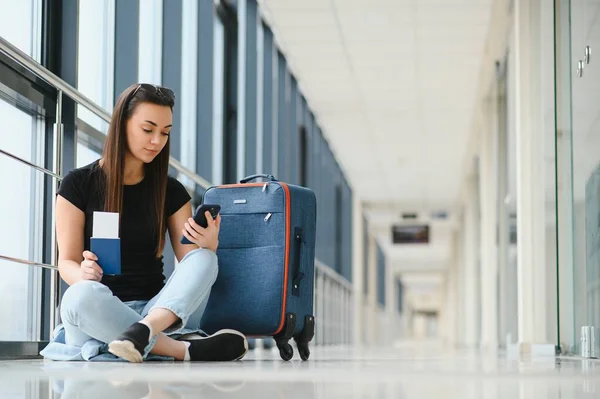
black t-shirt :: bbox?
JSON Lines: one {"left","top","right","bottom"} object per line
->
{"left": 57, "top": 159, "right": 191, "bottom": 302}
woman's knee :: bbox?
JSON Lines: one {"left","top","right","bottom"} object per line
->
{"left": 205, "top": 249, "right": 219, "bottom": 278}
{"left": 60, "top": 280, "right": 109, "bottom": 323}
{"left": 185, "top": 248, "right": 219, "bottom": 281}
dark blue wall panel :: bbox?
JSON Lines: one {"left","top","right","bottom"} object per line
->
{"left": 363, "top": 216, "right": 369, "bottom": 295}
{"left": 243, "top": 0, "right": 258, "bottom": 176}
{"left": 161, "top": 0, "right": 184, "bottom": 279}
{"left": 221, "top": 1, "right": 238, "bottom": 184}
{"left": 262, "top": 25, "right": 274, "bottom": 174}
{"left": 114, "top": 0, "right": 139, "bottom": 103}
{"left": 342, "top": 178, "right": 352, "bottom": 282}
{"left": 299, "top": 97, "right": 309, "bottom": 187}
{"left": 397, "top": 279, "right": 404, "bottom": 313}
{"left": 377, "top": 244, "right": 385, "bottom": 306}
{"left": 289, "top": 77, "right": 298, "bottom": 185}
{"left": 277, "top": 52, "right": 287, "bottom": 181}
{"left": 162, "top": 0, "right": 182, "bottom": 162}
{"left": 196, "top": 0, "right": 215, "bottom": 183}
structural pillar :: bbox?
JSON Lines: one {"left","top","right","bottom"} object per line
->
{"left": 444, "top": 231, "right": 460, "bottom": 347}
{"left": 462, "top": 175, "right": 480, "bottom": 347}
{"left": 479, "top": 98, "right": 499, "bottom": 351}
{"left": 352, "top": 197, "right": 365, "bottom": 346}
{"left": 367, "top": 233, "right": 378, "bottom": 346}
{"left": 514, "top": 0, "right": 552, "bottom": 353}
{"left": 385, "top": 256, "right": 395, "bottom": 344}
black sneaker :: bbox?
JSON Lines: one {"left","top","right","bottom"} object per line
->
{"left": 181, "top": 329, "right": 248, "bottom": 361}
{"left": 108, "top": 323, "right": 150, "bottom": 363}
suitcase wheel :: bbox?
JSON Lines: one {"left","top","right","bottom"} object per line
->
{"left": 293, "top": 315, "right": 315, "bottom": 361}
{"left": 276, "top": 341, "right": 294, "bottom": 361}
{"left": 274, "top": 313, "right": 297, "bottom": 361}
{"left": 297, "top": 341, "right": 310, "bottom": 361}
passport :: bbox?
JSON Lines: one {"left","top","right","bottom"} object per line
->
{"left": 90, "top": 237, "right": 121, "bottom": 275}
{"left": 91, "top": 211, "right": 121, "bottom": 275}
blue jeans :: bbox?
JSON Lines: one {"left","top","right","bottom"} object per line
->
{"left": 59, "top": 248, "right": 218, "bottom": 359}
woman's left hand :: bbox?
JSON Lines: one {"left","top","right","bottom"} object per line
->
{"left": 182, "top": 211, "right": 221, "bottom": 253}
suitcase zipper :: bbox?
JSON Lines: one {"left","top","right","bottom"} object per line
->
{"left": 264, "top": 212, "right": 272, "bottom": 222}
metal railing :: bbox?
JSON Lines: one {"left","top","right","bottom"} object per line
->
{"left": 1, "top": 36, "right": 214, "bottom": 331}
{"left": 0, "top": 35, "right": 354, "bottom": 346}
{"left": 314, "top": 259, "right": 354, "bottom": 345}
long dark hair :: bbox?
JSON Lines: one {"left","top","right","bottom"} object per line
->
{"left": 101, "top": 83, "right": 176, "bottom": 258}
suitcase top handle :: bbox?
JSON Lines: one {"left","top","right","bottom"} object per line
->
{"left": 239, "top": 174, "right": 278, "bottom": 184}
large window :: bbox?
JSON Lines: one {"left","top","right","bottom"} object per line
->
{"left": 0, "top": 0, "right": 45, "bottom": 343}
{"left": 496, "top": 54, "right": 519, "bottom": 349}
{"left": 0, "top": 0, "right": 355, "bottom": 353}
{"left": 0, "top": 0, "right": 42, "bottom": 61}
{"left": 138, "top": 0, "right": 163, "bottom": 85}
{"left": 0, "top": 97, "right": 46, "bottom": 340}
{"left": 557, "top": 0, "right": 600, "bottom": 355}
{"left": 77, "top": 145, "right": 101, "bottom": 168}
{"left": 76, "top": 0, "right": 115, "bottom": 134}
{"left": 179, "top": 0, "right": 199, "bottom": 189}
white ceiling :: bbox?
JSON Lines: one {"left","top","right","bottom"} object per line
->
{"left": 258, "top": 0, "right": 494, "bottom": 208}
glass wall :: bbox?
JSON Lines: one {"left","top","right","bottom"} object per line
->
{"left": 0, "top": 0, "right": 356, "bottom": 350}
{"left": 496, "top": 54, "right": 517, "bottom": 347}
{"left": 0, "top": 98, "right": 45, "bottom": 340}
{"left": 494, "top": 0, "right": 557, "bottom": 350}
{"left": 180, "top": 0, "right": 199, "bottom": 188}
{"left": 138, "top": 0, "right": 163, "bottom": 85}
{"left": 0, "top": 0, "right": 42, "bottom": 61}
{"left": 557, "top": 0, "right": 600, "bottom": 355}
{"left": 0, "top": 0, "right": 46, "bottom": 342}
{"left": 77, "top": 0, "right": 115, "bottom": 135}
{"left": 539, "top": 0, "right": 558, "bottom": 349}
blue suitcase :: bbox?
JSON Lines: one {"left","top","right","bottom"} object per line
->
{"left": 199, "top": 174, "right": 317, "bottom": 361}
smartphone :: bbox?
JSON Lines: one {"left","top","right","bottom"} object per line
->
{"left": 180, "top": 204, "right": 221, "bottom": 244}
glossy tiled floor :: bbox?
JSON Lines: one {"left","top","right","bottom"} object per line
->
{"left": 0, "top": 341, "right": 599, "bottom": 398}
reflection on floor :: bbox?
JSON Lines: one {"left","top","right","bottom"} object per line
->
{"left": 0, "top": 341, "right": 599, "bottom": 398}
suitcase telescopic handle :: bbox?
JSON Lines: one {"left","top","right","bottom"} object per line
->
{"left": 239, "top": 174, "right": 278, "bottom": 184}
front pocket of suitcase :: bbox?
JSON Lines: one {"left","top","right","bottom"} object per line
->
{"left": 200, "top": 245, "right": 287, "bottom": 336}
{"left": 218, "top": 212, "right": 285, "bottom": 249}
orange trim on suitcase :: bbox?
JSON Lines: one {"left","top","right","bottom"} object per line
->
{"left": 215, "top": 182, "right": 291, "bottom": 336}
{"left": 273, "top": 183, "right": 291, "bottom": 335}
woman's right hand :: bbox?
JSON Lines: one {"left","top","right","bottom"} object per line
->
{"left": 80, "top": 250, "right": 104, "bottom": 281}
